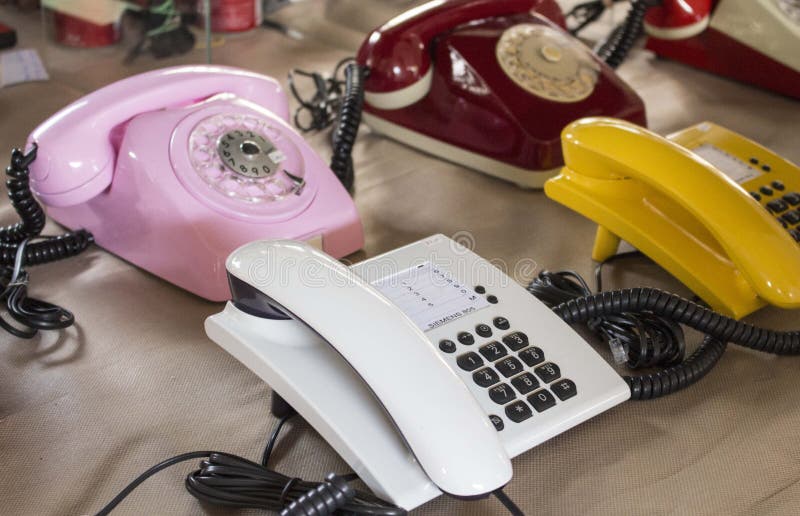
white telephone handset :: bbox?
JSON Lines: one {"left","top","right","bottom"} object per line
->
{"left": 206, "top": 235, "right": 629, "bottom": 510}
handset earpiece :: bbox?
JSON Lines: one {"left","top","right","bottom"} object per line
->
{"left": 357, "top": 0, "right": 558, "bottom": 110}
{"left": 27, "top": 66, "right": 286, "bottom": 207}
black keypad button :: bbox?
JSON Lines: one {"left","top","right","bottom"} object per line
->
{"left": 493, "top": 316, "right": 510, "bottom": 330}
{"left": 749, "top": 157, "right": 759, "bottom": 165}
{"left": 496, "top": 356, "right": 524, "bottom": 378}
{"left": 767, "top": 199, "right": 789, "bottom": 213}
{"left": 750, "top": 192, "right": 762, "bottom": 202}
{"left": 510, "top": 372, "right": 540, "bottom": 395}
{"left": 505, "top": 400, "right": 533, "bottom": 423}
{"left": 457, "top": 332, "right": 475, "bottom": 345}
{"left": 772, "top": 181, "right": 785, "bottom": 191}
{"left": 791, "top": 229, "right": 800, "bottom": 242}
{"left": 439, "top": 339, "right": 456, "bottom": 353}
{"left": 487, "top": 295, "right": 498, "bottom": 304}
{"left": 518, "top": 346, "right": 545, "bottom": 367}
{"left": 473, "top": 367, "right": 500, "bottom": 388}
{"left": 782, "top": 210, "right": 800, "bottom": 225}
{"left": 475, "top": 324, "right": 493, "bottom": 338}
{"left": 478, "top": 341, "right": 507, "bottom": 362}
{"left": 502, "top": 331, "right": 529, "bottom": 351}
{"left": 528, "top": 389, "right": 557, "bottom": 412}
{"left": 762, "top": 165, "right": 772, "bottom": 172}
{"left": 761, "top": 186, "right": 774, "bottom": 196}
{"left": 534, "top": 362, "right": 561, "bottom": 383}
{"left": 489, "top": 414, "right": 504, "bottom": 431}
{"left": 784, "top": 193, "right": 800, "bottom": 206}
{"left": 551, "top": 379, "right": 577, "bottom": 401}
{"left": 488, "top": 383, "right": 516, "bottom": 404}
{"left": 474, "top": 285, "right": 486, "bottom": 294}
{"left": 456, "top": 352, "right": 483, "bottom": 372}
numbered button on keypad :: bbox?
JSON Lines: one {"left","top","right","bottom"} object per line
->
{"left": 528, "top": 389, "right": 557, "bottom": 412}
{"left": 505, "top": 400, "right": 533, "bottom": 423}
{"left": 456, "top": 352, "right": 483, "bottom": 371}
{"left": 782, "top": 211, "right": 800, "bottom": 225}
{"left": 496, "top": 356, "right": 524, "bottom": 377}
{"left": 791, "top": 229, "right": 800, "bottom": 242}
{"left": 489, "top": 383, "right": 516, "bottom": 405}
{"left": 552, "top": 379, "right": 577, "bottom": 401}
{"left": 478, "top": 341, "right": 507, "bottom": 361}
{"left": 518, "top": 346, "right": 545, "bottom": 367}
{"left": 493, "top": 317, "right": 510, "bottom": 330}
{"left": 457, "top": 332, "right": 475, "bottom": 345}
{"left": 489, "top": 414, "right": 504, "bottom": 431}
{"left": 473, "top": 367, "right": 500, "bottom": 388}
{"left": 502, "top": 331, "right": 529, "bottom": 351}
{"left": 767, "top": 199, "right": 788, "bottom": 213}
{"left": 535, "top": 362, "right": 561, "bottom": 383}
{"left": 438, "top": 339, "right": 456, "bottom": 353}
{"left": 784, "top": 193, "right": 800, "bottom": 206}
{"left": 510, "top": 372, "right": 540, "bottom": 395}
{"left": 475, "top": 324, "right": 493, "bottom": 338}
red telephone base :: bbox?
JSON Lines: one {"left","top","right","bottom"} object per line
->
{"left": 646, "top": 30, "right": 800, "bottom": 100}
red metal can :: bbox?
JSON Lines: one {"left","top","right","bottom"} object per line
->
{"left": 202, "top": 0, "right": 261, "bottom": 33}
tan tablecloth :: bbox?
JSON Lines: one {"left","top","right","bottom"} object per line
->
{"left": 1, "top": 2, "right": 799, "bottom": 515}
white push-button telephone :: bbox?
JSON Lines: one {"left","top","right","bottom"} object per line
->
{"left": 205, "top": 235, "right": 629, "bottom": 510}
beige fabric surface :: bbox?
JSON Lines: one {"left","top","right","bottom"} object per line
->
{"left": 1, "top": 2, "right": 800, "bottom": 515}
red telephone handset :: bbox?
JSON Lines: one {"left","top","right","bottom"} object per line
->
{"left": 354, "top": 0, "right": 645, "bottom": 188}
{"left": 357, "top": 0, "right": 565, "bottom": 109}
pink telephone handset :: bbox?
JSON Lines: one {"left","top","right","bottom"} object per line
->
{"left": 27, "top": 66, "right": 363, "bottom": 301}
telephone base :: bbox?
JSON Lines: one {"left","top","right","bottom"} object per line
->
{"left": 363, "top": 113, "right": 557, "bottom": 188}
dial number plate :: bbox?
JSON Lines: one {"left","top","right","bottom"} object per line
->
{"left": 496, "top": 24, "right": 600, "bottom": 103}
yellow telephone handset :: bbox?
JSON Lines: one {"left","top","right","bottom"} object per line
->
{"left": 545, "top": 117, "right": 800, "bottom": 319}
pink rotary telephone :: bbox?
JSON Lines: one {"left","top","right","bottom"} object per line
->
{"left": 26, "top": 66, "right": 364, "bottom": 301}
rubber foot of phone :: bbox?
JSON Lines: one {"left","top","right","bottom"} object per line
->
{"left": 271, "top": 392, "right": 296, "bottom": 418}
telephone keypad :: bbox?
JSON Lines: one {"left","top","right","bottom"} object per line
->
{"left": 473, "top": 367, "right": 500, "bottom": 388}
{"left": 502, "top": 331, "right": 529, "bottom": 351}
{"left": 535, "top": 362, "right": 561, "bottom": 383}
{"left": 767, "top": 199, "right": 789, "bottom": 213}
{"left": 456, "top": 352, "right": 483, "bottom": 371}
{"left": 496, "top": 357, "right": 524, "bottom": 378}
{"left": 489, "top": 414, "right": 504, "bottom": 431}
{"left": 510, "top": 372, "right": 540, "bottom": 395}
{"left": 528, "top": 389, "right": 557, "bottom": 412}
{"left": 489, "top": 383, "right": 516, "bottom": 405}
{"left": 505, "top": 401, "right": 533, "bottom": 423}
{"left": 438, "top": 339, "right": 456, "bottom": 353}
{"left": 475, "top": 324, "right": 493, "bottom": 338}
{"left": 784, "top": 193, "right": 800, "bottom": 206}
{"left": 457, "top": 332, "right": 475, "bottom": 345}
{"left": 479, "top": 341, "right": 508, "bottom": 361}
{"left": 493, "top": 317, "right": 510, "bottom": 330}
{"left": 518, "top": 346, "right": 546, "bottom": 367}
{"left": 552, "top": 379, "right": 578, "bottom": 401}
{"left": 782, "top": 211, "right": 800, "bottom": 225}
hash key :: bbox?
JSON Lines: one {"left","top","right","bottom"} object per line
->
{"left": 551, "top": 379, "right": 577, "bottom": 401}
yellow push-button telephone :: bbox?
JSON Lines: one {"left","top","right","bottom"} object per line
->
{"left": 544, "top": 117, "right": 800, "bottom": 319}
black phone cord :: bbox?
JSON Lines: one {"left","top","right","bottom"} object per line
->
{"left": 596, "top": 0, "right": 662, "bottom": 68}
{"left": 1, "top": 146, "right": 94, "bottom": 338}
{"left": 288, "top": 58, "right": 366, "bottom": 192}
{"left": 95, "top": 414, "right": 406, "bottom": 516}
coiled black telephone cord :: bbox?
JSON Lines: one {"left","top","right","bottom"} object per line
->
{"left": 595, "top": 0, "right": 662, "bottom": 69}
{"left": 529, "top": 256, "right": 797, "bottom": 400}
{"left": 0, "top": 146, "right": 93, "bottom": 338}
{"left": 288, "top": 58, "right": 367, "bottom": 192}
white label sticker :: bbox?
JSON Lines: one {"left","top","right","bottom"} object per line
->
{"left": 268, "top": 149, "right": 286, "bottom": 163}
{"left": 693, "top": 143, "right": 762, "bottom": 185}
{"left": 371, "top": 261, "right": 490, "bottom": 332}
